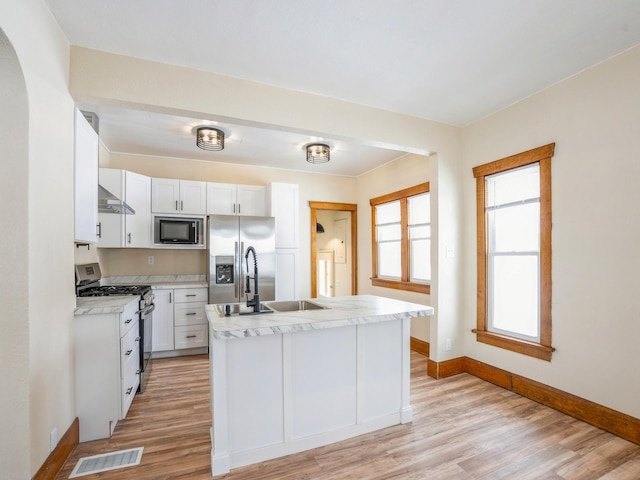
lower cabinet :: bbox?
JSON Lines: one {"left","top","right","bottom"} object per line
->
{"left": 74, "top": 297, "right": 140, "bottom": 442}
{"left": 152, "top": 286, "right": 209, "bottom": 355}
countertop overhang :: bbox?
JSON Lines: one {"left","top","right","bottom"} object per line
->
{"left": 207, "top": 294, "right": 434, "bottom": 339}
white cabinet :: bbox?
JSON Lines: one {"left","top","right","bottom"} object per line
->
{"left": 152, "top": 289, "right": 174, "bottom": 352}
{"left": 74, "top": 108, "right": 99, "bottom": 244}
{"left": 152, "top": 286, "right": 209, "bottom": 354}
{"left": 97, "top": 169, "right": 152, "bottom": 248}
{"left": 152, "top": 178, "right": 207, "bottom": 215}
{"left": 74, "top": 297, "right": 140, "bottom": 442}
{"left": 207, "top": 182, "right": 267, "bottom": 216}
{"left": 174, "top": 287, "right": 208, "bottom": 350}
{"left": 270, "top": 183, "right": 300, "bottom": 300}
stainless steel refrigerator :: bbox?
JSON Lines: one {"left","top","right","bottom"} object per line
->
{"left": 208, "top": 215, "right": 276, "bottom": 305}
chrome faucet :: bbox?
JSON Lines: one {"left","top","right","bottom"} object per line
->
{"left": 244, "top": 246, "right": 260, "bottom": 312}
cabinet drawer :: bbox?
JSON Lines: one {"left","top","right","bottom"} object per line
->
{"left": 119, "top": 300, "right": 139, "bottom": 336}
{"left": 173, "top": 287, "right": 208, "bottom": 303}
{"left": 174, "top": 302, "right": 206, "bottom": 326}
{"left": 174, "top": 324, "right": 208, "bottom": 350}
{"left": 120, "top": 322, "right": 140, "bottom": 378}
{"left": 121, "top": 356, "right": 140, "bottom": 418}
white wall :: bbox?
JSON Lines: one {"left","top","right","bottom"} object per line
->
{"left": 0, "top": 0, "right": 76, "bottom": 477}
{"left": 462, "top": 45, "right": 640, "bottom": 418}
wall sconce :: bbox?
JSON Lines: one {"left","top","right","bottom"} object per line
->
{"left": 196, "top": 127, "right": 225, "bottom": 151}
{"left": 306, "top": 143, "right": 330, "bottom": 164}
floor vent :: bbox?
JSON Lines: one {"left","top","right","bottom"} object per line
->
{"left": 69, "top": 447, "right": 144, "bottom": 478}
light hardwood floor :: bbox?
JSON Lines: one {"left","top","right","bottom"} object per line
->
{"left": 56, "top": 352, "right": 640, "bottom": 479}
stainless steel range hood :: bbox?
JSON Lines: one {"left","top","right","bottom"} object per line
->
{"left": 98, "top": 184, "right": 135, "bottom": 215}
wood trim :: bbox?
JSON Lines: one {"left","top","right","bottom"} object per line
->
{"left": 472, "top": 143, "right": 555, "bottom": 178}
{"left": 475, "top": 176, "right": 487, "bottom": 331}
{"left": 32, "top": 417, "right": 79, "bottom": 480}
{"left": 426, "top": 357, "right": 465, "bottom": 379}
{"left": 539, "top": 155, "right": 553, "bottom": 347}
{"left": 371, "top": 278, "right": 430, "bottom": 294}
{"left": 458, "top": 357, "right": 640, "bottom": 447}
{"left": 369, "top": 182, "right": 429, "bottom": 206}
{"left": 309, "top": 201, "right": 358, "bottom": 297}
{"left": 473, "top": 329, "right": 554, "bottom": 362}
{"left": 410, "top": 337, "right": 430, "bottom": 357}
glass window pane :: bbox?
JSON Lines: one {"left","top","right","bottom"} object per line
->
{"left": 378, "top": 241, "right": 401, "bottom": 278}
{"left": 490, "top": 255, "right": 539, "bottom": 339}
{"left": 376, "top": 201, "right": 400, "bottom": 225}
{"left": 487, "top": 164, "right": 539, "bottom": 207}
{"left": 489, "top": 203, "right": 539, "bottom": 252}
{"left": 377, "top": 224, "right": 401, "bottom": 242}
{"left": 409, "top": 225, "right": 430, "bottom": 240}
{"left": 408, "top": 193, "right": 429, "bottom": 225}
{"left": 410, "top": 238, "right": 430, "bottom": 282}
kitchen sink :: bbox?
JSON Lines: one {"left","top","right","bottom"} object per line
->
{"left": 214, "top": 303, "right": 274, "bottom": 317}
{"left": 263, "top": 300, "right": 328, "bottom": 312}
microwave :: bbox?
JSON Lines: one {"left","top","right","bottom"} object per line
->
{"left": 153, "top": 216, "right": 204, "bottom": 245}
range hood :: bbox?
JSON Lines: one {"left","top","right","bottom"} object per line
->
{"left": 98, "top": 184, "right": 135, "bottom": 215}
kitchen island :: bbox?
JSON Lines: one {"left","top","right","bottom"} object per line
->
{"left": 206, "top": 294, "right": 434, "bottom": 476}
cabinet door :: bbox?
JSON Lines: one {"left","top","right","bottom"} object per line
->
{"left": 74, "top": 109, "right": 99, "bottom": 243}
{"left": 276, "top": 249, "right": 298, "bottom": 300}
{"left": 270, "top": 183, "right": 299, "bottom": 249}
{"left": 125, "top": 172, "right": 152, "bottom": 247}
{"left": 179, "top": 180, "right": 207, "bottom": 214}
{"left": 237, "top": 185, "right": 267, "bottom": 216}
{"left": 97, "top": 169, "right": 125, "bottom": 247}
{"left": 207, "top": 182, "right": 237, "bottom": 215}
{"left": 151, "top": 178, "right": 180, "bottom": 213}
{"left": 152, "top": 289, "right": 174, "bottom": 352}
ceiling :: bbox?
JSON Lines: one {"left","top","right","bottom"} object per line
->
{"left": 45, "top": 0, "right": 640, "bottom": 176}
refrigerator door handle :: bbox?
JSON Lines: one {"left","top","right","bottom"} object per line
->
{"left": 239, "top": 241, "right": 245, "bottom": 301}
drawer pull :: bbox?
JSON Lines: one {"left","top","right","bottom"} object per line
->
{"left": 135, "top": 336, "right": 141, "bottom": 342}
{"left": 126, "top": 387, "right": 133, "bottom": 395}
{"left": 125, "top": 349, "right": 133, "bottom": 356}
{"left": 125, "top": 318, "right": 133, "bottom": 324}
{"left": 136, "top": 369, "right": 141, "bottom": 375}
{"left": 185, "top": 294, "right": 197, "bottom": 297}
{"left": 186, "top": 335, "right": 197, "bottom": 339}
{"left": 186, "top": 312, "right": 196, "bottom": 316}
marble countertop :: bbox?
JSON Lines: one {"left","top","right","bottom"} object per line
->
{"left": 75, "top": 295, "right": 139, "bottom": 315}
{"left": 207, "top": 294, "right": 433, "bottom": 339}
{"left": 103, "top": 275, "right": 207, "bottom": 289}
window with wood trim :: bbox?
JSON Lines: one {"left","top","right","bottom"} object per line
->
{"left": 370, "top": 183, "right": 430, "bottom": 294}
{"left": 472, "top": 144, "right": 554, "bottom": 361}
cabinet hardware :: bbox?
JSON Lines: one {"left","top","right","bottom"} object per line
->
{"left": 135, "top": 336, "right": 141, "bottom": 342}
{"left": 126, "top": 387, "right": 133, "bottom": 395}
{"left": 136, "top": 369, "right": 141, "bottom": 375}
{"left": 125, "top": 318, "right": 133, "bottom": 324}
{"left": 125, "top": 349, "right": 133, "bottom": 356}
{"left": 238, "top": 204, "right": 241, "bottom": 214}
{"left": 127, "top": 232, "right": 132, "bottom": 244}
{"left": 181, "top": 200, "right": 184, "bottom": 211}
{"left": 186, "top": 335, "right": 197, "bottom": 339}
{"left": 186, "top": 294, "right": 197, "bottom": 297}
{"left": 175, "top": 200, "right": 178, "bottom": 211}
{"left": 233, "top": 204, "right": 236, "bottom": 214}
{"left": 96, "top": 222, "right": 102, "bottom": 238}
{"left": 186, "top": 312, "right": 196, "bottom": 316}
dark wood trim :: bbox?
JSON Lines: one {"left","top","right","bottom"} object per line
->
{"left": 371, "top": 278, "right": 430, "bottom": 294}
{"left": 410, "top": 337, "right": 430, "bottom": 357}
{"left": 309, "top": 201, "right": 358, "bottom": 298}
{"left": 369, "top": 182, "right": 429, "bottom": 206}
{"left": 453, "top": 357, "right": 640, "bottom": 447}
{"left": 32, "top": 417, "right": 79, "bottom": 480}
{"left": 426, "top": 356, "right": 465, "bottom": 379}
{"left": 472, "top": 143, "right": 555, "bottom": 178}
{"left": 473, "top": 329, "right": 554, "bottom": 362}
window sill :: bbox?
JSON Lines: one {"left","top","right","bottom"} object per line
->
{"left": 371, "top": 278, "right": 430, "bottom": 294}
{"left": 472, "top": 329, "right": 554, "bottom": 361}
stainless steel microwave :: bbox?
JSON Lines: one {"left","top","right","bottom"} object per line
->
{"left": 153, "top": 216, "right": 204, "bottom": 245}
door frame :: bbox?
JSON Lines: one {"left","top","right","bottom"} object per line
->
{"left": 309, "top": 201, "right": 358, "bottom": 298}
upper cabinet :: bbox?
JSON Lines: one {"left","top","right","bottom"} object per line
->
{"left": 152, "top": 178, "right": 206, "bottom": 215}
{"left": 74, "top": 109, "right": 99, "bottom": 244}
{"left": 270, "top": 182, "right": 299, "bottom": 249}
{"left": 98, "top": 169, "right": 152, "bottom": 248}
{"left": 207, "top": 183, "right": 267, "bottom": 216}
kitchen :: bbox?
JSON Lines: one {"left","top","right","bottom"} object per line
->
{"left": 3, "top": 1, "right": 640, "bottom": 479}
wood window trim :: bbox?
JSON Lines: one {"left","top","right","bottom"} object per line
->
{"left": 370, "top": 182, "right": 430, "bottom": 294}
{"left": 472, "top": 144, "right": 555, "bottom": 361}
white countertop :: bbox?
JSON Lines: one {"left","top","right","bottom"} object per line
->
{"left": 207, "top": 294, "right": 433, "bottom": 339}
{"left": 75, "top": 296, "right": 139, "bottom": 315}
{"left": 104, "top": 275, "right": 207, "bottom": 289}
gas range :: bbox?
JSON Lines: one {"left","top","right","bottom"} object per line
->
{"left": 75, "top": 263, "right": 154, "bottom": 307}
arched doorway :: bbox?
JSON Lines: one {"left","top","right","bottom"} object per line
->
{"left": 309, "top": 202, "right": 357, "bottom": 298}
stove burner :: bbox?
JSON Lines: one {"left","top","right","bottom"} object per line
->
{"left": 78, "top": 284, "right": 151, "bottom": 297}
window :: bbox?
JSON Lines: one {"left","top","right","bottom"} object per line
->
{"left": 472, "top": 144, "right": 554, "bottom": 361}
{"left": 370, "top": 183, "right": 430, "bottom": 294}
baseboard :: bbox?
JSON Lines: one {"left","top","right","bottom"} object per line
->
{"left": 32, "top": 417, "right": 79, "bottom": 480}
{"left": 409, "top": 337, "right": 430, "bottom": 357}
{"left": 462, "top": 357, "right": 640, "bottom": 447}
{"left": 427, "top": 357, "right": 465, "bottom": 379}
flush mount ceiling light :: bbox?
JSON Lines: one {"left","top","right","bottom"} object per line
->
{"left": 196, "top": 127, "right": 225, "bottom": 151}
{"left": 306, "top": 143, "right": 330, "bottom": 164}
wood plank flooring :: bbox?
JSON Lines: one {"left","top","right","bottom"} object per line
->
{"left": 56, "top": 352, "right": 640, "bottom": 479}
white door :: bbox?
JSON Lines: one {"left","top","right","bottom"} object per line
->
{"left": 317, "top": 250, "right": 334, "bottom": 297}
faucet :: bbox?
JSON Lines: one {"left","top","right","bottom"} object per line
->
{"left": 244, "top": 246, "right": 260, "bottom": 313}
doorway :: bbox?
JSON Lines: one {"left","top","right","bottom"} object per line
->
{"left": 309, "top": 202, "right": 357, "bottom": 298}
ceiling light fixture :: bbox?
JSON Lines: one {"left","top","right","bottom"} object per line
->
{"left": 306, "top": 143, "right": 330, "bottom": 164}
{"left": 196, "top": 127, "right": 225, "bottom": 151}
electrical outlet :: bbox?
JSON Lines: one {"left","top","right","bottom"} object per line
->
{"left": 445, "top": 338, "right": 452, "bottom": 351}
{"left": 148, "top": 255, "right": 154, "bottom": 265}
{"left": 50, "top": 428, "right": 58, "bottom": 452}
